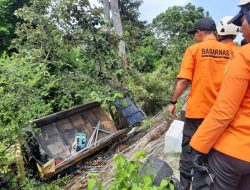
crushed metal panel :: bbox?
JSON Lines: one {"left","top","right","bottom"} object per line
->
{"left": 115, "top": 98, "right": 147, "bottom": 126}
{"left": 42, "top": 129, "right": 127, "bottom": 179}
{"left": 27, "top": 101, "right": 123, "bottom": 179}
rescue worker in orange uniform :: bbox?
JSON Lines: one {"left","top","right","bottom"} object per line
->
{"left": 167, "top": 17, "right": 232, "bottom": 190}
{"left": 217, "top": 16, "right": 240, "bottom": 54}
{"left": 190, "top": 1, "right": 250, "bottom": 189}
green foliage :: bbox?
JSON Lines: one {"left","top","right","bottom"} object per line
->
{"left": 21, "top": 175, "right": 69, "bottom": 190}
{"left": 141, "top": 118, "right": 153, "bottom": 129}
{"left": 119, "top": 0, "right": 165, "bottom": 73}
{"left": 0, "top": 0, "right": 30, "bottom": 54}
{"left": 119, "top": 100, "right": 129, "bottom": 107}
{"left": 125, "top": 65, "right": 171, "bottom": 115}
{"left": 0, "top": 7, "right": 127, "bottom": 179}
{"left": 128, "top": 45, "right": 160, "bottom": 72}
{"left": 152, "top": 3, "right": 208, "bottom": 41}
{"left": 118, "top": 0, "right": 144, "bottom": 25}
{"left": 12, "top": 0, "right": 124, "bottom": 112}
{"left": 88, "top": 150, "right": 175, "bottom": 190}
{"left": 1, "top": 169, "right": 70, "bottom": 189}
{"left": 0, "top": 54, "right": 54, "bottom": 184}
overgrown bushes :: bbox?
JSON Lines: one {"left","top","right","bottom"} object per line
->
{"left": 88, "top": 150, "right": 175, "bottom": 190}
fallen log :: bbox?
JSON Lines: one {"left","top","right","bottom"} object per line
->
{"left": 126, "top": 122, "right": 169, "bottom": 158}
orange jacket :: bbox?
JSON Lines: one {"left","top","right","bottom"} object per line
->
{"left": 190, "top": 44, "right": 250, "bottom": 162}
{"left": 221, "top": 40, "right": 239, "bottom": 56}
{"left": 177, "top": 37, "right": 231, "bottom": 118}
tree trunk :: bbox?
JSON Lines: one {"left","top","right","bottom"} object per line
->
{"left": 110, "top": 0, "right": 127, "bottom": 69}
{"left": 102, "top": 0, "right": 111, "bottom": 32}
{"left": 126, "top": 123, "right": 169, "bottom": 158}
{"left": 15, "top": 142, "right": 25, "bottom": 181}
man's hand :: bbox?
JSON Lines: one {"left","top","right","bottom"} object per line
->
{"left": 167, "top": 103, "right": 176, "bottom": 118}
{"left": 192, "top": 149, "right": 208, "bottom": 172}
{"left": 167, "top": 78, "right": 189, "bottom": 118}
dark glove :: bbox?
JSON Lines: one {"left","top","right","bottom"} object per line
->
{"left": 192, "top": 149, "right": 208, "bottom": 172}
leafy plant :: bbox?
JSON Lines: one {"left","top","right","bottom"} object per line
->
{"left": 119, "top": 100, "right": 128, "bottom": 107}
{"left": 141, "top": 118, "right": 153, "bottom": 129}
{"left": 0, "top": 0, "right": 30, "bottom": 55}
{"left": 88, "top": 150, "right": 175, "bottom": 190}
{"left": 151, "top": 3, "right": 208, "bottom": 41}
{"left": 0, "top": 53, "right": 56, "bottom": 188}
{"left": 21, "top": 175, "right": 70, "bottom": 190}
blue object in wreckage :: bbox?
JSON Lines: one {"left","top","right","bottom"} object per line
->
{"left": 115, "top": 98, "right": 147, "bottom": 127}
{"left": 75, "top": 132, "right": 87, "bottom": 152}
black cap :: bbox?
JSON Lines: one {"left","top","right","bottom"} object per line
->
{"left": 187, "top": 17, "right": 216, "bottom": 34}
{"left": 228, "top": 4, "right": 250, "bottom": 26}
{"left": 241, "top": 39, "right": 248, "bottom": 46}
{"left": 228, "top": 10, "right": 244, "bottom": 26}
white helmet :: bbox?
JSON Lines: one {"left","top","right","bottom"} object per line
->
{"left": 239, "top": 0, "right": 250, "bottom": 6}
{"left": 217, "top": 16, "right": 240, "bottom": 36}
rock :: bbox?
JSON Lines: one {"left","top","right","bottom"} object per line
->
{"left": 139, "top": 156, "right": 173, "bottom": 186}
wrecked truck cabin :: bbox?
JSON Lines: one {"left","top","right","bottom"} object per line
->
{"left": 24, "top": 102, "right": 127, "bottom": 179}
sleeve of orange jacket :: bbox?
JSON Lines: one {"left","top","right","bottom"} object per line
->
{"left": 190, "top": 49, "right": 250, "bottom": 154}
{"left": 177, "top": 47, "right": 195, "bottom": 80}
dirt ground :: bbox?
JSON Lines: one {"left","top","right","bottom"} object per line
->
{"left": 63, "top": 112, "right": 180, "bottom": 190}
